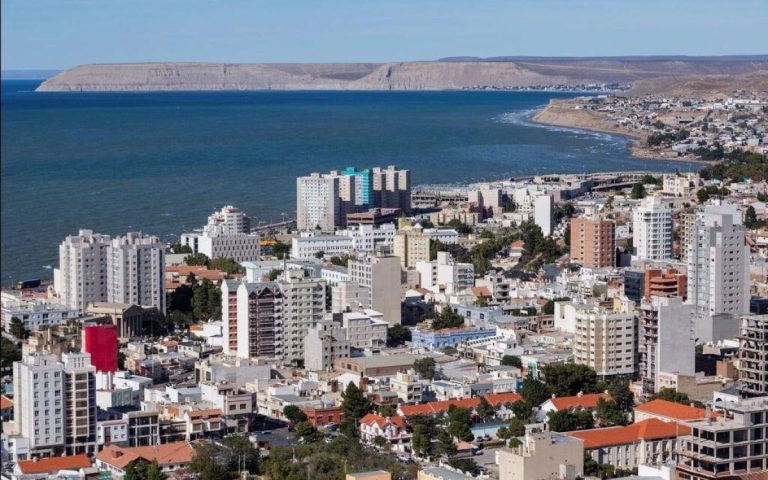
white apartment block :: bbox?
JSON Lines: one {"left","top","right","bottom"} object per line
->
{"left": 498, "top": 431, "right": 584, "bottom": 480}
{"left": 422, "top": 228, "right": 459, "bottom": 244}
{"left": 221, "top": 279, "right": 240, "bottom": 356}
{"left": 348, "top": 253, "right": 402, "bottom": 325}
{"left": 197, "top": 231, "right": 260, "bottom": 263}
{"left": 389, "top": 370, "right": 423, "bottom": 403}
{"left": 331, "top": 281, "right": 368, "bottom": 313}
{"left": 341, "top": 309, "right": 388, "bottom": 348}
{"left": 291, "top": 234, "right": 353, "bottom": 259}
{"left": 572, "top": 301, "right": 637, "bottom": 377}
{"left": 107, "top": 232, "right": 165, "bottom": 313}
{"left": 1, "top": 292, "right": 79, "bottom": 333}
{"left": 304, "top": 320, "right": 351, "bottom": 371}
{"left": 206, "top": 205, "right": 250, "bottom": 234}
{"left": 662, "top": 172, "right": 700, "bottom": 197}
{"left": 54, "top": 229, "right": 111, "bottom": 312}
{"left": 687, "top": 203, "right": 750, "bottom": 343}
{"left": 278, "top": 269, "right": 326, "bottom": 364}
{"left": 417, "top": 251, "right": 474, "bottom": 295}
{"left": 633, "top": 196, "right": 673, "bottom": 261}
{"left": 534, "top": 193, "right": 554, "bottom": 236}
{"left": 339, "top": 223, "right": 396, "bottom": 252}
{"left": 296, "top": 173, "right": 341, "bottom": 232}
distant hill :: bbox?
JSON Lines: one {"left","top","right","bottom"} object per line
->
{"left": 36, "top": 56, "right": 768, "bottom": 92}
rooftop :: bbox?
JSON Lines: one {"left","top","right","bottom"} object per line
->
{"left": 564, "top": 418, "right": 688, "bottom": 448}
{"left": 17, "top": 454, "right": 92, "bottom": 474}
{"left": 634, "top": 399, "right": 712, "bottom": 421}
{"left": 96, "top": 441, "right": 195, "bottom": 470}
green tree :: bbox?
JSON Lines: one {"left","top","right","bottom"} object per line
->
{"left": 520, "top": 374, "right": 551, "bottom": 406}
{"left": 209, "top": 257, "right": 244, "bottom": 276}
{"left": 446, "top": 219, "right": 473, "bottom": 235}
{"left": 168, "top": 284, "right": 194, "bottom": 313}
{"left": 436, "top": 429, "right": 457, "bottom": 458}
{"left": 496, "top": 425, "right": 511, "bottom": 440}
{"left": 386, "top": 324, "right": 412, "bottom": 347}
{"left": 630, "top": 183, "right": 647, "bottom": 199}
{"left": 283, "top": 405, "right": 307, "bottom": 424}
{"left": 172, "top": 243, "right": 194, "bottom": 254}
{"left": 542, "top": 297, "right": 570, "bottom": 315}
{"left": 125, "top": 458, "right": 165, "bottom": 480}
{"left": 0, "top": 337, "right": 21, "bottom": 372}
{"left": 547, "top": 409, "right": 595, "bottom": 432}
{"left": 511, "top": 400, "right": 534, "bottom": 423}
{"left": 9, "top": 317, "right": 28, "bottom": 339}
{"left": 340, "top": 382, "right": 372, "bottom": 431}
{"left": 270, "top": 241, "right": 290, "bottom": 259}
{"left": 296, "top": 421, "right": 320, "bottom": 442}
{"left": 413, "top": 357, "right": 437, "bottom": 380}
{"left": 412, "top": 424, "right": 431, "bottom": 458}
{"left": 596, "top": 398, "right": 626, "bottom": 427}
{"left": 314, "top": 250, "right": 325, "bottom": 259}
{"left": 651, "top": 387, "right": 704, "bottom": 408}
{"left": 447, "top": 458, "right": 479, "bottom": 475}
{"left": 192, "top": 278, "right": 222, "bottom": 320}
{"left": 267, "top": 268, "right": 283, "bottom": 281}
{"left": 429, "top": 308, "right": 465, "bottom": 330}
{"left": 378, "top": 404, "right": 397, "bottom": 417}
{"left": 475, "top": 396, "right": 495, "bottom": 422}
{"left": 169, "top": 310, "right": 191, "bottom": 330}
{"left": 542, "top": 363, "right": 598, "bottom": 397}
{"left": 447, "top": 406, "right": 474, "bottom": 442}
{"left": 500, "top": 355, "right": 522, "bottom": 368}
{"left": 607, "top": 378, "right": 634, "bottom": 412}
{"left": 185, "top": 252, "right": 210, "bottom": 266}
{"left": 508, "top": 418, "right": 526, "bottom": 437}
{"left": 189, "top": 442, "right": 229, "bottom": 480}
{"left": 222, "top": 435, "right": 261, "bottom": 474}
{"left": 373, "top": 435, "right": 388, "bottom": 449}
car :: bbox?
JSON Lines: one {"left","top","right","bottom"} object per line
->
{"left": 259, "top": 430, "right": 271, "bottom": 435}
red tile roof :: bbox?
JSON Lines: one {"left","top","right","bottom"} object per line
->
{"left": 17, "top": 454, "right": 91, "bottom": 474}
{"left": 399, "top": 392, "right": 521, "bottom": 416}
{"left": 485, "top": 392, "right": 523, "bottom": 406}
{"left": 565, "top": 418, "right": 689, "bottom": 449}
{"left": 0, "top": 395, "right": 13, "bottom": 410}
{"left": 634, "top": 399, "right": 714, "bottom": 422}
{"left": 470, "top": 287, "right": 492, "bottom": 298}
{"left": 360, "top": 413, "right": 406, "bottom": 429}
{"left": 547, "top": 393, "right": 613, "bottom": 411}
{"left": 96, "top": 441, "right": 195, "bottom": 470}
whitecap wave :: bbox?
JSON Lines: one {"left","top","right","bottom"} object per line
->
{"left": 495, "top": 107, "right": 628, "bottom": 144}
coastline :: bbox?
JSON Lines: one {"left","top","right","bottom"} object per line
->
{"left": 530, "top": 100, "right": 710, "bottom": 165}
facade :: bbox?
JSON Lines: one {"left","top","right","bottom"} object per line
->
{"left": 371, "top": 165, "right": 411, "bottom": 212}
{"left": 297, "top": 172, "right": 341, "bottom": 231}
{"left": 416, "top": 252, "right": 474, "bottom": 295}
{"left": 304, "top": 320, "right": 351, "bottom": 371}
{"left": 570, "top": 216, "right": 616, "bottom": 268}
{"left": 358, "top": 414, "right": 411, "bottom": 453}
{"left": 346, "top": 208, "right": 402, "bottom": 226}
{"left": 572, "top": 301, "right": 637, "bottom": 378}
{"left": 644, "top": 267, "right": 687, "bottom": 300}
{"left": 291, "top": 234, "right": 354, "bottom": 259}
{"left": 638, "top": 296, "right": 695, "bottom": 398}
{"left": 687, "top": 203, "right": 750, "bottom": 343}
{"left": 411, "top": 327, "right": 496, "bottom": 350}
{"left": 197, "top": 231, "right": 260, "bottom": 263}
{"left": 392, "top": 230, "right": 430, "bottom": 269}
{"left": 738, "top": 315, "right": 768, "bottom": 397}
{"left": 341, "top": 223, "right": 396, "bottom": 252}
{"left": 348, "top": 253, "right": 402, "bottom": 325}
{"left": 279, "top": 269, "right": 326, "bottom": 364}
{"left": 389, "top": 371, "right": 423, "bottom": 404}
{"left": 662, "top": 172, "right": 700, "bottom": 197}
{"left": 86, "top": 302, "right": 159, "bottom": 339}
{"left": 534, "top": 193, "right": 554, "bottom": 236}
{"left": 498, "top": 431, "right": 584, "bottom": 480}
{"left": 677, "top": 396, "right": 768, "bottom": 480}
{"left": 54, "top": 229, "right": 111, "bottom": 312}
{"left": 82, "top": 324, "right": 118, "bottom": 372}
{"left": 206, "top": 205, "right": 250, "bottom": 234}
{"left": 1, "top": 292, "right": 79, "bottom": 334}
{"left": 107, "top": 232, "right": 165, "bottom": 313}
{"left": 331, "top": 281, "right": 369, "bottom": 313}
{"left": 236, "top": 282, "right": 284, "bottom": 360}
{"left": 341, "top": 310, "right": 388, "bottom": 348}
{"left": 633, "top": 196, "right": 673, "bottom": 261}
{"left": 422, "top": 228, "right": 459, "bottom": 245}
{"left": 220, "top": 279, "right": 240, "bottom": 355}
{"left": 61, "top": 353, "right": 97, "bottom": 455}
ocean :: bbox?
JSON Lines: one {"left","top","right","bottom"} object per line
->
{"left": 1, "top": 80, "right": 698, "bottom": 284}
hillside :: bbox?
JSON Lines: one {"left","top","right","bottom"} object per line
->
{"left": 36, "top": 56, "right": 768, "bottom": 92}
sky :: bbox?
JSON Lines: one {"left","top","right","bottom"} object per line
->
{"left": 2, "top": 0, "right": 767, "bottom": 70}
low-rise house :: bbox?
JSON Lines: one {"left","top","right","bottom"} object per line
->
{"left": 539, "top": 392, "right": 613, "bottom": 414}
{"left": 564, "top": 418, "right": 686, "bottom": 470}
{"left": 359, "top": 413, "right": 411, "bottom": 452}
{"left": 14, "top": 454, "right": 92, "bottom": 480}
{"left": 303, "top": 405, "right": 345, "bottom": 427}
{"left": 95, "top": 441, "right": 195, "bottom": 478}
{"left": 184, "top": 408, "right": 223, "bottom": 441}
{"left": 398, "top": 392, "right": 522, "bottom": 417}
{"left": 633, "top": 399, "right": 713, "bottom": 423}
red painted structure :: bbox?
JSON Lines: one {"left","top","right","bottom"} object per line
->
{"left": 82, "top": 324, "right": 118, "bottom": 372}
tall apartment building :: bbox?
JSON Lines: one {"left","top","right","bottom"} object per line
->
{"left": 62, "top": 352, "right": 97, "bottom": 455}
{"left": 738, "top": 315, "right": 767, "bottom": 397}
{"left": 341, "top": 167, "right": 373, "bottom": 210}
{"left": 221, "top": 279, "right": 241, "bottom": 356}
{"left": 677, "top": 396, "right": 768, "bottom": 480}
{"left": 687, "top": 204, "right": 750, "bottom": 343}
{"left": 348, "top": 253, "right": 402, "bottom": 325}
{"left": 678, "top": 211, "right": 696, "bottom": 258}
{"left": 296, "top": 173, "right": 342, "bottom": 231}
{"left": 278, "top": 269, "right": 326, "bottom": 365}
{"left": 534, "top": 193, "right": 554, "bottom": 236}
{"left": 572, "top": 300, "right": 637, "bottom": 378}
{"left": 633, "top": 196, "right": 673, "bottom": 261}
{"left": 638, "top": 296, "right": 695, "bottom": 398}
{"left": 341, "top": 310, "right": 388, "bottom": 348}
{"left": 54, "top": 229, "right": 111, "bottom": 312}
{"left": 180, "top": 205, "right": 260, "bottom": 261}
{"left": 304, "top": 319, "right": 351, "bottom": 371}
{"left": 206, "top": 205, "right": 251, "bottom": 234}
{"left": 570, "top": 216, "right": 616, "bottom": 268}
{"left": 107, "top": 232, "right": 165, "bottom": 313}
{"left": 236, "top": 282, "right": 284, "bottom": 360}
{"left": 371, "top": 165, "right": 411, "bottom": 212}
{"left": 392, "top": 230, "right": 430, "bottom": 269}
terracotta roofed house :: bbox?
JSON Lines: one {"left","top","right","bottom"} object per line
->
{"left": 633, "top": 399, "right": 714, "bottom": 423}
{"left": 359, "top": 413, "right": 411, "bottom": 452}
{"left": 540, "top": 392, "right": 613, "bottom": 414}
{"left": 95, "top": 441, "right": 195, "bottom": 477}
{"left": 398, "top": 392, "right": 521, "bottom": 417}
{"left": 15, "top": 454, "right": 92, "bottom": 477}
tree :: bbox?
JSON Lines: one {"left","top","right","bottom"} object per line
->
{"left": 413, "top": 357, "right": 437, "bottom": 380}
{"left": 496, "top": 425, "right": 511, "bottom": 440}
{"left": 168, "top": 284, "right": 193, "bottom": 313}
{"left": 9, "top": 317, "right": 28, "bottom": 339}
{"left": 222, "top": 435, "right": 261, "bottom": 474}
{"left": 651, "top": 387, "right": 704, "bottom": 408}
{"left": 508, "top": 418, "right": 526, "bottom": 437}
{"left": 169, "top": 310, "right": 191, "bottom": 330}
{"left": 607, "top": 378, "right": 634, "bottom": 412}
{"left": 125, "top": 458, "right": 165, "bottom": 480}
{"left": 189, "top": 442, "right": 229, "bottom": 480}
{"left": 185, "top": 252, "right": 210, "bottom": 266}
{"left": 296, "top": 421, "right": 320, "bottom": 442}
{"left": 283, "top": 405, "right": 307, "bottom": 424}
{"left": 500, "top": 355, "right": 522, "bottom": 368}
{"left": 447, "top": 406, "right": 474, "bottom": 442}
{"left": 209, "top": 257, "right": 244, "bottom": 276}
{"left": 314, "top": 250, "right": 325, "bottom": 259}
{"left": 0, "top": 337, "right": 21, "bottom": 372}
{"left": 542, "top": 297, "right": 570, "bottom": 315}
{"left": 341, "top": 382, "right": 372, "bottom": 428}
{"left": 378, "top": 404, "right": 397, "bottom": 417}
{"left": 511, "top": 400, "right": 534, "bottom": 423}
{"left": 547, "top": 409, "right": 594, "bottom": 432}
{"left": 192, "top": 278, "right": 222, "bottom": 320}
{"left": 630, "top": 183, "right": 647, "bottom": 199}
{"left": 386, "top": 324, "right": 412, "bottom": 347}
{"left": 520, "top": 374, "right": 550, "bottom": 406}
{"left": 596, "top": 398, "right": 626, "bottom": 427}
{"left": 270, "top": 241, "right": 290, "bottom": 259}
{"left": 267, "top": 268, "right": 283, "bottom": 281}
{"left": 436, "top": 429, "right": 457, "bottom": 458}
{"left": 475, "top": 396, "right": 495, "bottom": 422}
{"left": 429, "top": 308, "right": 465, "bottom": 331}
{"left": 412, "top": 424, "right": 431, "bottom": 458}
{"left": 373, "top": 435, "right": 388, "bottom": 449}
{"left": 446, "top": 219, "right": 472, "bottom": 235}
{"left": 542, "top": 363, "right": 598, "bottom": 397}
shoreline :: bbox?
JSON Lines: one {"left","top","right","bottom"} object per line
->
{"left": 530, "top": 100, "right": 710, "bottom": 165}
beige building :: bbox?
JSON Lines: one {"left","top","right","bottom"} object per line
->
{"left": 348, "top": 253, "right": 402, "bottom": 325}
{"left": 572, "top": 300, "right": 637, "bottom": 378}
{"left": 331, "top": 281, "right": 368, "bottom": 313}
{"left": 389, "top": 370, "right": 423, "bottom": 403}
{"left": 570, "top": 216, "right": 615, "bottom": 268}
{"left": 498, "top": 431, "right": 584, "bottom": 480}
{"left": 392, "top": 230, "right": 430, "bottom": 269}
{"left": 278, "top": 269, "right": 326, "bottom": 364}
{"left": 346, "top": 471, "right": 391, "bottom": 480}
{"left": 304, "top": 319, "right": 351, "bottom": 372}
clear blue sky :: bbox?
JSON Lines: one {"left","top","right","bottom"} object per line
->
{"left": 2, "top": 0, "right": 766, "bottom": 70}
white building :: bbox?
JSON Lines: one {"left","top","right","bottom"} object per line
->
{"left": 348, "top": 253, "right": 402, "bottom": 325}
{"left": 197, "top": 230, "right": 260, "bottom": 263}
{"left": 304, "top": 319, "right": 351, "bottom": 371}
{"left": 341, "top": 309, "right": 388, "bottom": 348}
{"left": 423, "top": 228, "right": 459, "bottom": 244}
{"left": 296, "top": 173, "right": 341, "bottom": 232}
{"left": 278, "top": 269, "right": 326, "bottom": 365}
{"left": 107, "top": 232, "right": 165, "bottom": 313}
{"left": 53, "top": 229, "right": 111, "bottom": 312}
{"left": 534, "top": 193, "right": 554, "bottom": 236}
{"left": 687, "top": 203, "right": 750, "bottom": 342}
{"left": 340, "top": 223, "right": 396, "bottom": 252}
{"left": 572, "top": 300, "right": 637, "bottom": 377}
{"left": 662, "top": 172, "right": 700, "bottom": 197}
{"left": 1, "top": 292, "right": 79, "bottom": 333}
{"left": 416, "top": 251, "right": 474, "bottom": 295}
{"left": 633, "top": 196, "right": 673, "bottom": 261}
{"left": 236, "top": 281, "right": 284, "bottom": 360}
{"left": 291, "top": 234, "right": 353, "bottom": 259}
{"left": 205, "top": 205, "right": 250, "bottom": 234}
{"left": 389, "top": 370, "right": 423, "bottom": 404}
{"left": 331, "top": 281, "right": 368, "bottom": 314}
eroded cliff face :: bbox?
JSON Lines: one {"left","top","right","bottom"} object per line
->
{"left": 36, "top": 58, "right": 768, "bottom": 92}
